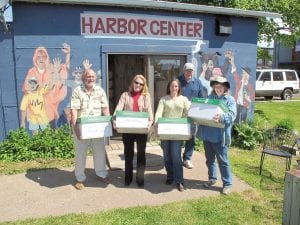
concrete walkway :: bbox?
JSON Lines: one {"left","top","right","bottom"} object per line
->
{"left": 0, "top": 144, "right": 251, "bottom": 222}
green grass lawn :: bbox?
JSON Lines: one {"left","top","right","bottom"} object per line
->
{"left": 1, "top": 101, "right": 300, "bottom": 225}
{"left": 255, "top": 101, "right": 300, "bottom": 133}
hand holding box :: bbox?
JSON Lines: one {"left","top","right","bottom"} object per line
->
{"left": 157, "top": 117, "right": 192, "bottom": 140}
{"left": 116, "top": 111, "right": 149, "bottom": 134}
{"left": 76, "top": 116, "right": 112, "bottom": 139}
{"left": 188, "top": 97, "right": 228, "bottom": 128}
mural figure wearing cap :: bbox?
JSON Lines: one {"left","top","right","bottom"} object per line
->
{"left": 200, "top": 66, "right": 224, "bottom": 97}
{"left": 199, "top": 52, "right": 221, "bottom": 80}
{"left": 22, "top": 43, "right": 71, "bottom": 128}
{"left": 227, "top": 52, "right": 255, "bottom": 123}
{"left": 20, "top": 76, "right": 51, "bottom": 134}
{"left": 196, "top": 76, "right": 236, "bottom": 195}
{"left": 177, "top": 62, "right": 203, "bottom": 169}
{"left": 57, "top": 59, "right": 94, "bottom": 127}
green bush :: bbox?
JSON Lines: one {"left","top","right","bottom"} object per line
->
{"left": 195, "top": 139, "right": 204, "bottom": 151}
{"left": 253, "top": 110, "right": 271, "bottom": 131}
{"left": 275, "top": 118, "right": 295, "bottom": 131}
{"left": 232, "top": 121, "right": 263, "bottom": 150}
{"left": 0, "top": 126, "right": 74, "bottom": 162}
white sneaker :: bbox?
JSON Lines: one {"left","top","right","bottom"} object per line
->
{"left": 183, "top": 160, "right": 193, "bottom": 169}
{"left": 222, "top": 186, "right": 232, "bottom": 195}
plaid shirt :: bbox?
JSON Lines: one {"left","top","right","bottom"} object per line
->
{"left": 71, "top": 84, "right": 108, "bottom": 118}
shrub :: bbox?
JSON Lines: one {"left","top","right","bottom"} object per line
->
{"left": 232, "top": 121, "right": 263, "bottom": 150}
{"left": 195, "top": 139, "right": 204, "bottom": 151}
{"left": 253, "top": 110, "right": 271, "bottom": 131}
{"left": 0, "top": 126, "right": 74, "bottom": 162}
{"left": 275, "top": 119, "right": 295, "bottom": 131}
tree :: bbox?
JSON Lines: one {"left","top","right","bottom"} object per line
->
{"left": 169, "top": 0, "right": 300, "bottom": 48}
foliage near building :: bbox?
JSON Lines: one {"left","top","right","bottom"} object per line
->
{"left": 170, "top": 0, "right": 300, "bottom": 47}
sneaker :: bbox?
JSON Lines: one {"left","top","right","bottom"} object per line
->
{"left": 222, "top": 186, "right": 232, "bottom": 195}
{"left": 97, "top": 176, "right": 110, "bottom": 184}
{"left": 203, "top": 180, "right": 216, "bottom": 188}
{"left": 176, "top": 183, "right": 185, "bottom": 192}
{"left": 74, "top": 182, "right": 85, "bottom": 190}
{"left": 183, "top": 160, "right": 193, "bottom": 169}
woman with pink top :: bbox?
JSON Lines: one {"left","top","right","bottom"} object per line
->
{"left": 113, "top": 75, "right": 153, "bottom": 187}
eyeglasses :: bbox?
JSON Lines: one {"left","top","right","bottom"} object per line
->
{"left": 134, "top": 81, "right": 144, "bottom": 86}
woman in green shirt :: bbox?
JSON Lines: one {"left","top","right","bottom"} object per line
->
{"left": 154, "top": 78, "right": 191, "bottom": 192}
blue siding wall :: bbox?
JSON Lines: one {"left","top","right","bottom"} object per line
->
{"left": 0, "top": 2, "right": 259, "bottom": 140}
{"left": 0, "top": 31, "right": 19, "bottom": 140}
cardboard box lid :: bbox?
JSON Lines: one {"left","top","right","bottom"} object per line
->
{"left": 76, "top": 116, "right": 112, "bottom": 124}
{"left": 158, "top": 117, "right": 192, "bottom": 124}
{"left": 191, "top": 97, "right": 229, "bottom": 112}
{"left": 116, "top": 111, "right": 149, "bottom": 118}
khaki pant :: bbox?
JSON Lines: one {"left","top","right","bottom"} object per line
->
{"left": 74, "top": 137, "right": 108, "bottom": 182}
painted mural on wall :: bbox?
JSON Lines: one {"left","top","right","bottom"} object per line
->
{"left": 20, "top": 43, "right": 71, "bottom": 133}
{"left": 197, "top": 50, "right": 255, "bottom": 123}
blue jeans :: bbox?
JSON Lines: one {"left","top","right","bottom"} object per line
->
{"left": 183, "top": 134, "right": 195, "bottom": 161}
{"left": 161, "top": 140, "right": 183, "bottom": 184}
{"left": 203, "top": 141, "right": 232, "bottom": 187}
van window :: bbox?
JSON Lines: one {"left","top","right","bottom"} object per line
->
{"left": 273, "top": 72, "right": 283, "bottom": 81}
{"left": 256, "top": 71, "right": 261, "bottom": 80}
{"left": 286, "top": 72, "right": 297, "bottom": 81}
{"left": 259, "top": 72, "right": 271, "bottom": 81}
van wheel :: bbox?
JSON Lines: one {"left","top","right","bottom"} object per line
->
{"left": 264, "top": 96, "right": 273, "bottom": 100}
{"left": 281, "top": 89, "right": 293, "bottom": 100}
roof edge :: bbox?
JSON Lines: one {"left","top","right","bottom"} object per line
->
{"left": 12, "top": 0, "right": 282, "bottom": 19}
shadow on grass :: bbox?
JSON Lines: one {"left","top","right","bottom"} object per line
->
{"left": 259, "top": 170, "right": 285, "bottom": 192}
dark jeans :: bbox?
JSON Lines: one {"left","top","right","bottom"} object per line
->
{"left": 122, "top": 133, "right": 147, "bottom": 185}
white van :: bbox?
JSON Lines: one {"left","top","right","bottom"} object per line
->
{"left": 255, "top": 69, "right": 300, "bottom": 100}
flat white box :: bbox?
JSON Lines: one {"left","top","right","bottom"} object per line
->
{"left": 188, "top": 97, "right": 228, "bottom": 128}
{"left": 77, "top": 116, "right": 112, "bottom": 139}
{"left": 116, "top": 111, "right": 149, "bottom": 134}
{"left": 157, "top": 118, "right": 191, "bottom": 140}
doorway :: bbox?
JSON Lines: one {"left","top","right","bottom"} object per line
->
{"left": 108, "top": 55, "right": 146, "bottom": 115}
{"left": 147, "top": 55, "right": 186, "bottom": 111}
{"left": 108, "top": 54, "right": 186, "bottom": 115}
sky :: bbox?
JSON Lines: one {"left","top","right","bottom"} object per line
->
{"left": 3, "top": 5, "right": 12, "bottom": 22}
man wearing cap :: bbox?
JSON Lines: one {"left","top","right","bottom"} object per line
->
{"left": 177, "top": 62, "right": 203, "bottom": 169}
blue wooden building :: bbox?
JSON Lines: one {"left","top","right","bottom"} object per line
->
{"left": 0, "top": 0, "right": 280, "bottom": 140}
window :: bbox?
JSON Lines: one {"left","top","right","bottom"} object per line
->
{"left": 259, "top": 72, "right": 271, "bottom": 81}
{"left": 273, "top": 72, "right": 283, "bottom": 81}
{"left": 256, "top": 71, "right": 261, "bottom": 80}
{"left": 286, "top": 72, "right": 297, "bottom": 81}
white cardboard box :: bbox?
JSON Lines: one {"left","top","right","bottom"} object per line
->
{"left": 188, "top": 97, "right": 228, "bottom": 128}
{"left": 116, "top": 111, "right": 149, "bottom": 134}
{"left": 157, "top": 117, "right": 191, "bottom": 140}
{"left": 77, "top": 116, "right": 112, "bottom": 139}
